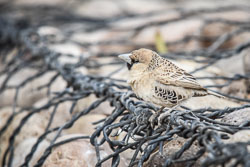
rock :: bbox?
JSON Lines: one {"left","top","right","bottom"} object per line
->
{"left": 0, "top": 107, "right": 26, "bottom": 165}
{"left": 183, "top": 95, "right": 239, "bottom": 110}
{"left": 226, "top": 130, "right": 250, "bottom": 144}
{"left": 43, "top": 134, "right": 127, "bottom": 167}
{"left": 49, "top": 43, "right": 83, "bottom": 61}
{"left": 0, "top": 107, "right": 15, "bottom": 130}
{"left": 12, "top": 137, "right": 50, "bottom": 167}
{"left": 0, "top": 48, "right": 18, "bottom": 72}
{"left": 120, "top": 0, "right": 168, "bottom": 14}
{"left": 145, "top": 135, "right": 201, "bottom": 167}
{"left": 33, "top": 98, "right": 73, "bottom": 132}
{"left": 201, "top": 22, "right": 250, "bottom": 75}
{"left": 133, "top": 19, "right": 202, "bottom": 51}
{"left": 224, "top": 130, "right": 250, "bottom": 158}
{"left": 14, "top": 0, "right": 67, "bottom": 6}
{"left": 215, "top": 50, "right": 245, "bottom": 75}
{"left": 111, "top": 131, "right": 142, "bottom": 161}
{"left": 0, "top": 71, "right": 66, "bottom": 107}
{"left": 65, "top": 114, "right": 107, "bottom": 135}
{"left": 1, "top": 110, "right": 46, "bottom": 147}
{"left": 221, "top": 80, "right": 247, "bottom": 99}
{"left": 243, "top": 48, "right": 250, "bottom": 93}
{"left": 0, "top": 98, "right": 74, "bottom": 164}
{"left": 0, "top": 68, "right": 36, "bottom": 107}
{"left": 221, "top": 108, "right": 250, "bottom": 125}
{"left": 74, "top": 0, "right": 120, "bottom": 18}
{"left": 38, "top": 26, "right": 61, "bottom": 37}
{"left": 0, "top": 107, "right": 27, "bottom": 150}
{"left": 75, "top": 94, "right": 115, "bottom": 115}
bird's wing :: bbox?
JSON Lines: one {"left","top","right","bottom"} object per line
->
{"left": 154, "top": 62, "right": 207, "bottom": 91}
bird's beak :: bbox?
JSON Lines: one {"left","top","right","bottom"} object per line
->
{"left": 118, "top": 53, "right": 132, "bottom": 64}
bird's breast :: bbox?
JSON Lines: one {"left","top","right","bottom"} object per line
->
{"left": 128, "top": 72, "right": 155, "bottom": 102}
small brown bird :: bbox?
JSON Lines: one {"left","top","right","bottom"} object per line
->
{"left": 119, "top": 48, "right": 222, "bottom": 125}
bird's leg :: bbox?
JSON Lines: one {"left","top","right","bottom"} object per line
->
{"left": 179, "top": 103, "right": 199, "bottom": 120}
{"left": 158, "top": 104, "right": 179, "bottom": 126}
{"left": 149, "top": 106, "right": 165, "bottom": 128}
{"left": 189, "top": 110, "right": 199, "bottom": 120}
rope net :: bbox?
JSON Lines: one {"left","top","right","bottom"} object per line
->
{"left": 0, "top": 1, "right": 250, "bottom": 167}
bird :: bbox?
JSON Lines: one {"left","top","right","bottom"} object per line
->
{"left": 118, "top": 48, "right": 223, "bottom": 126}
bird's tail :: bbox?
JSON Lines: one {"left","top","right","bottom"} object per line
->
{"left": 207, "top": 90, "right": 226, "bottom": 99}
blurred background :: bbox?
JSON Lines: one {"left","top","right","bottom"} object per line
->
{"left": 0, "top": 0, "right": 250, "bottom": 166}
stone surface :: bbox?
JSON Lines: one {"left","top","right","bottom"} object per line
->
{"left": 243, "top": 48, "right": 250, "bottom": 93}
{"left": 226, "top": 130, "right": 250, "bottom": 143}
{"left": 65, "top": 114, "right": 107, "bottom": 135}
{"left": 0, "top": 71, "right": 66, "bottom": 107}
{"left": 0, "top": 99, "right": 75, "bottom": 165}
{"left": 144, "top": 135, "right": 201, "bottom": 167}
{"left": 43, "top": 134, "right": 127, "bottom": 167}
{"left": 221, "top": 108, "right": 250, "bottom": 125}
{"left": 12, "top": 137, "right": 50, "bottom": 167}
{"left": 183, "top": 95, "right": 239, "bottom": 110}
{"left": 221, "top": 80, "right": 247, "bottom": 99}
{"left": 75, "top": 94, "right": 116, "bottom": 115}
{"left": 33, "top": 98, "right": 73, "bottom": 132}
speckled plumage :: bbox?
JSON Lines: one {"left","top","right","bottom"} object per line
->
{"left": 120, "top": 48, "right": 209, "bottom": 108}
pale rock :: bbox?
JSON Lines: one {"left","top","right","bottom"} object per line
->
{"left": 225, "top": 130, "right": 250, "bottom": 143}
{"left": 14, "top": 0, "right": 67, "bottom": 6}
{"left": 224, "top": 130, "right": 250, "bottom": 153}
{"left": 120, "top": 0, "right": 169, "bottom": 14}
{"left": 38, "top": 26, "right": 61, "bottom": 36}
{"left": 243, "top": 48, "right": 250, "bottom": 93}
{"left": 43, "top": 134, "right": 127, "bottom": 167}
{"left": 133, "top": 19, "right": 202, "bottom": 46}
{"left": 0, "top": 71, "right": 66, "bottom": 107}
{"left": 0, "top": 98, "right": 74, "bottom": 160}
{"left": 112, "top": 11, "right": 179, "bottom": 30}
{"left": 33, "top": 98, "right": 75, "bottom": 136}
{"left": 75, "top": 0, "right": 120, "bottom": 18}
{"left": 221, "top": 108, "right": 250, "bottom": 125}
{"left": 204, "top": 11, "right": 250, "bottom": 22}
{"left": 71, "top": 30, "right": 110, "bottom": 44}
{"left": 183, "top": 95, "right": 239, "bottom": 110}
{"left": 65, "top": 114, "right": 107, "bottom": 135}
{"left": 12, "top": 137, "right": 50, "bottom": 167}
{"left": 111, "top": 131, "right": 142, "bottom": 161}
{"left": 221, "top": 80, "right": 247, "bottom": 99}
{"left": 76, "top": 95, "right": 115, "bottom": 115}
{"left": 145, "top": 135, "right": 201, "bottom": 167}
{"left": 49, "top": 43, "right": 83, "bottom": 60}
{"left": 0, "top": 107, "right": 15, "bottom": 130}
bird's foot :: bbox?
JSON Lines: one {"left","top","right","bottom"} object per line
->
{"left": 187, "top": 110, "right": 200, "bottom": 121}
{"left": 149, "top": 112, "right": 160, "bottom": 128}
{"left": 158, "top": 110, "right": 171, "bottom": 126}
{"left": 158, "top": 105, "right": 180, "bottom": 126}
{"left": 149, "top": 107, "right": 164, "bottom": 128}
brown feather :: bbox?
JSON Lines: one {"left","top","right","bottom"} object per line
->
{"left": 153, "top": 57, "right": 207, "bottom": 91}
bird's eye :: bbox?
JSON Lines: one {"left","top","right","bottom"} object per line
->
{"left": 127, "top": 60, "right": 139, "bottom": 70}
{"left": 132, "top": 60, "right": 139, "bottom": 64}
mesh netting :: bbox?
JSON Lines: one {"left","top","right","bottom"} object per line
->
{"left": 0, "top": 1, "right": 250, "bottom": 167}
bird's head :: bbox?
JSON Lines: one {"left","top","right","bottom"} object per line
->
{"left": 118, "top": 48, "right": 156, "bottom": 71}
